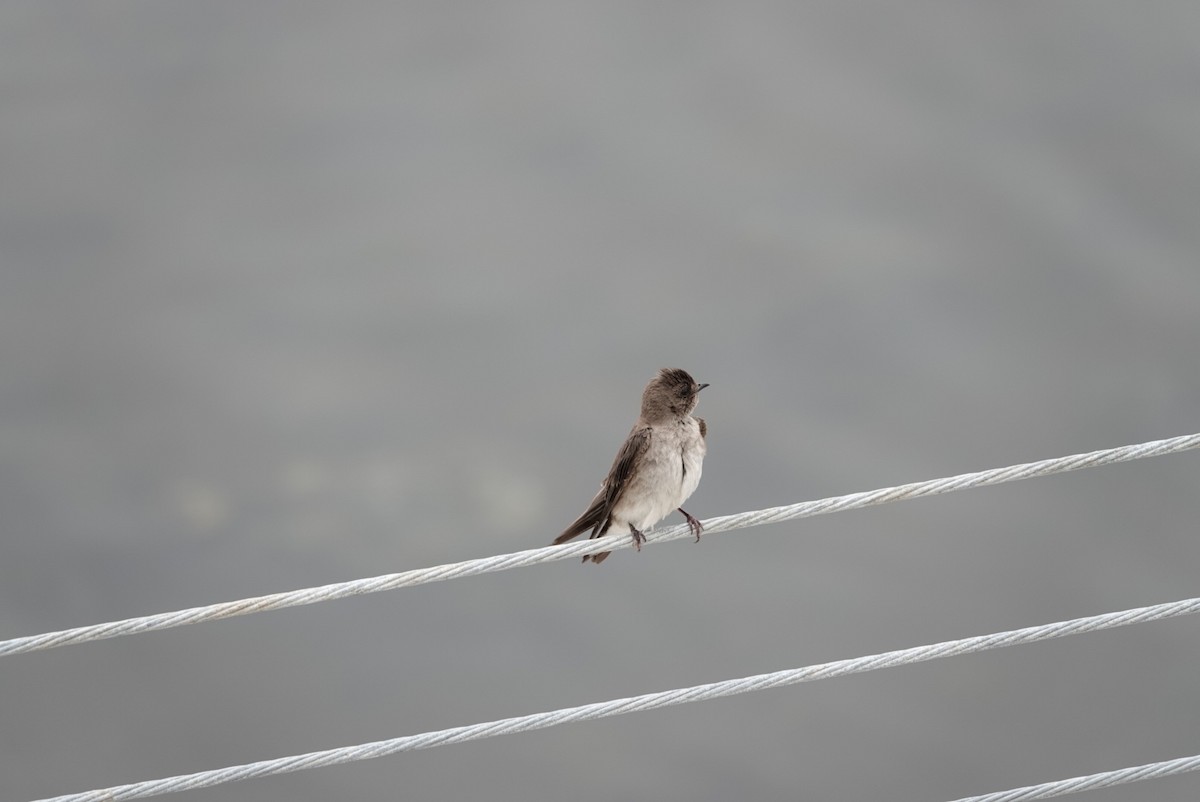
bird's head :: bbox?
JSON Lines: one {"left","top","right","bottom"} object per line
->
{"left": 642, "top": 367, "right": 708, "bottom": 419}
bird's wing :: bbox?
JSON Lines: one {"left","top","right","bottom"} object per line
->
{"left": 697, "top": 417, "right": 706, "bottom": 439}
{"left": 552, "top": 426, "right": 652, "bottom": 545}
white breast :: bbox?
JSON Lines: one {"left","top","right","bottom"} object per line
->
{"left": 611, "top": 416, "right": 706, "bottom": 534}
{"left": 678, "top": 417, "right": 705, "bottom": 505}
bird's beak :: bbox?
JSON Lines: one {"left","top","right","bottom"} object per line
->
{"left": 696, "top": 383, "right": 710, "bottom": 392}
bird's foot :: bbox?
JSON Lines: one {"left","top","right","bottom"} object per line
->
{"left": 679, "top": 508, "right": 703, "bottom": 542}
{"left": 630, "top": 526, "right": 646, "bottom": 552}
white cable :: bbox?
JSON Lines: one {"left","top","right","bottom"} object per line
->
{"left": 3, "top": 431, "right": 1198, "bottom": 658}
{"left": 945, "top": 752, "right": 1200, "bottom": 801}
{"left": 29, "top": 596, "right": 1200, "bottom": 802}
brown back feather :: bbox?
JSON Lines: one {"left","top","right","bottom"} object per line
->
{"left": 551, "top": 426, "right": 652, "bottom": 546}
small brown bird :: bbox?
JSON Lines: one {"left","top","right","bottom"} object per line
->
{"left": 553, "top": 368, "right": 708, "bottom": 564}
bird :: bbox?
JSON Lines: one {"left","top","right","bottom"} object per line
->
{"left": 553, "top": 367, "right": 708, "bottom": 564}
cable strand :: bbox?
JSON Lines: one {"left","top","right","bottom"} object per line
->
{"left": 4, "top": 432, "right": 1198, "bottom": 658}
{"left": 29, "top": 596, "right": 1200, "bottom": 802}
{"left": 945, "top": 752, "right": 1200, "bottom": 802}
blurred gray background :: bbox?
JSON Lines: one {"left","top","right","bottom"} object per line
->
{"left": 3, "top": 4, "right": 1199, "bottom": 801}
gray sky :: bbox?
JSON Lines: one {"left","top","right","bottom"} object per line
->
{"left": 4, "top": 4, "right": 1200, "bottom": 801}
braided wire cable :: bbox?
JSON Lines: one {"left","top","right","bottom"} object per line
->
{"left": 946, "top": 752, "right": 1200, "bottom": 801}
{"left": 30, "top": 597, "right": 1200, "bottom": 802}
{"left": 3, "top": 432, "right": 1198, "bottom": 658}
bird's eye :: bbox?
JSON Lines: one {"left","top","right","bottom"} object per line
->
{"left": 679, "top": 386, "right": 690, "bottom": 397}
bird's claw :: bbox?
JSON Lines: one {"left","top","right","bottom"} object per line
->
{"left": 679, "top": 508, "right": 703, "bottom": 542}
{"left": 630, "top": 526, "right": 646, "bottom": 552}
